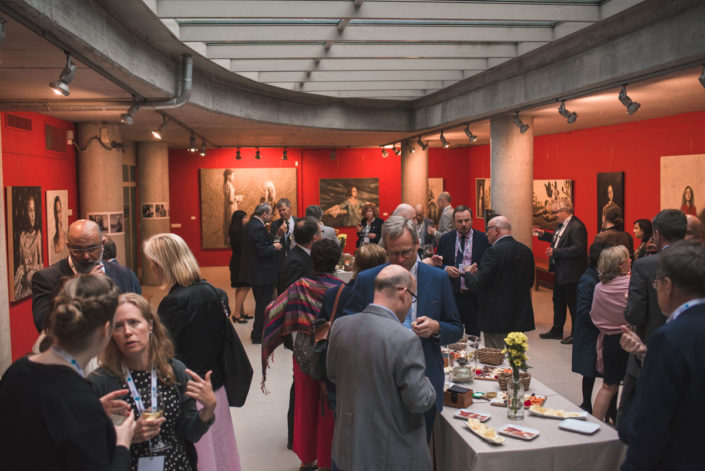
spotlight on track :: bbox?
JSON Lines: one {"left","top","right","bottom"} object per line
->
{"left": 618, "top": 85, "right": 641, "bottom": 115}
{"left": 513, "top": 112, "right": 529, "bottom": 134}
{"left": 408, "top": 140, "right": 415, "bottom": 153}
{"left": 151, "top": 115, "right": 168, "bottom": 140}
{"left": 235, "top": 147, "right": 242, "bottom": 160}
{"left": 199, "top": 140, "right": 206, "bottom": 157}
{"left": 120, "top": 103, "right": 140, "bottom": 126}
{"left": 330, "top": 147, "right": 336, "bottom": 160}
{"left": 440, "top": 131, "right": 450, "bottom": 148}
{"left": 381, "top": 146, "right": 388, "bottom": 158}
{"left": 417, "top": 136, "right": 428, "bottom": 151}
{"left": 282, "top": 147, "right": 288, "bottom": 160}
{"left": 255, "top": 147, "right": 261, "bottom": 160}
{"left": 393, "top": 143, "right": 401, "bottom": 156}
{"left": 187, "top": 133, "right": 198, "bottom": 153}
{"left": 49, "top": 53, "right": 77, "bottom": 96}
{"left": 464, "top": 124, "right": 478, "bottom": 143}
{"left": 557, "top": 100, "right": 578, "bottom": 124}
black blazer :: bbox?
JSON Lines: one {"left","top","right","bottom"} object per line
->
{"left": 279, "top": 245, "right": 312, "bottom": 293}
{"left": 356, "top": 217, "right": 383, "bottom": 247}
{"left": 538, "top": 215, "right": 588, "bottom": 285}
{"left": 240, "top": 218, "right": 278, "bottom": 286}
{"left": 464, "top": 236, "right": 535, "bottom": 333}
{"left": 437, "top": 229, "right": 489, "bottom": 293}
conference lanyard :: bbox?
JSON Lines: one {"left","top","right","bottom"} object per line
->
{"left": 123, "top": 365, "right": 158, "bottom": 414}
{"left": 50, "top": 346, "right": 86, "bottom": 378}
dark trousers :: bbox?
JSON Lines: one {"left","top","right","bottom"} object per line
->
{"left": 454, "top": 291, "right": 480, "bottom": 336}
{"left": 287, "top": 375, "right": 295, "bottom": 448}
{"left": 425, "top": 404, "right": 437, "bottom": 443}
{"left": 551, "top": 282, "right": 577, "bottom": 335}
{"left": 251, "top": 284, "right": 275, "bottom": 342}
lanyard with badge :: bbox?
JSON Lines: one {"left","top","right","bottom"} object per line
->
{"left": 51, "top": 346, "right": 86, "bottom": 377}
{"left": 124, "top": 366, "right": 167, "bottom": 470}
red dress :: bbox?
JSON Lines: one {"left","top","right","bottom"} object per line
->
{"left": 680, "top": 204, "right": 697, "bottom": 216}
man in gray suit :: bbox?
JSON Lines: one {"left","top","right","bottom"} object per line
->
{"left": 428, "top": 191, "right": 454, "bottom": 243}
{"left": 328, "top": 265, "right": 435, "bottom": 471}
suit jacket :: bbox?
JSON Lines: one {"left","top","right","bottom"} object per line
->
{"left": 437, "top": 229, "right": 489, "bottom": 293}
{"left": 572, "top": 267, "right": 601, "bottom": 377}
{"left": 279, "top": 245, "right": 312, "bottom": 293}
{"left": 328, "top": 304, "right": 435, "bottom": 471}
{"left": 414, "top": 218, "right": 435, "bottom": 249}
{"left": 321, "top": 224, "right": 338, "bottom": 243}
{"left": 356, "top": 217, "right": 383, "bottom": 247}
{"left": 433, "top": 205, "right": 454, "bottom": 243}
{"left": 538, "top": 215, "right": 588, "bottom": 284}
{"left": 240, "top": 217, "right": 278, "bottom": 286}
{"left": 31, "top": 258, "right": 140, "bottom": 333}
{"left": 345, "top": 262, "right": 463, "bottom": 411}
{"left": 463, "top": 236, "right": 535, "bottom": 333}
{"left": 621, "top": 303, "right": 705, "bottom": 471}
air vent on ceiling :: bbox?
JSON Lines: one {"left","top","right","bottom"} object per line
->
{"left": 6, "top": 113, "right": 32, "bottom": 131}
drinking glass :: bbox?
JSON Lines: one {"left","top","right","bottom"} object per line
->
{"left": 142, "top": 390, "right": 170, "bottom": 453}
{"left": 467, "top": 335, "right": 481, "bottom": 371}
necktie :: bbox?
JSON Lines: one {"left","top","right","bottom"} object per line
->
{"left": 552, "top": 223, "right": 563, "bottom": 248}
{"left": 457, "top": 235, "right": 466, "bottom": 268}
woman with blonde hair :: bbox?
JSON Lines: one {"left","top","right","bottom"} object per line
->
{"left": 143, "top": 233, "right": 242, "bottom": 471}
{"left": 91, "top": 293, "right": 215, "bottom": 470}
{"left": 590, "top": 245, "right": 631, "bottom": 422}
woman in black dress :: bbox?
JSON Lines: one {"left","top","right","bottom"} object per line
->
{"left": 228, "top": 210, "right": 251, "bottom": 323}
{"left": 355, "top": 203, "right": 383, "bottom": 247}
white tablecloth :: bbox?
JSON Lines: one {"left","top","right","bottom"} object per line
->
{"left": 434, "top": 373, "right": 625, "bottom": 471}
{"left": 334, "top": 269, "right": 354, "bottom": 283}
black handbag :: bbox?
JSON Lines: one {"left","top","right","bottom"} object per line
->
{"left": 206, "top": 283, "right": 253, "bottom": 407}
{"left": 308, "top": 283, "right": 345, "bottom": 380}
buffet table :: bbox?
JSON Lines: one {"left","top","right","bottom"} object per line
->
{"left": 434, "top": 370, "right": 625, "bottom": 471}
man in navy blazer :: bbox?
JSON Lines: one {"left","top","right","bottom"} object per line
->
{"left": 345, "top": 216, "right": 463, "bottom": 439}
{"left": 436, "top": 205, "right": 489, "bottom": 336}
{"left": 621, "top": 240, "right": 705, "bottom": 470}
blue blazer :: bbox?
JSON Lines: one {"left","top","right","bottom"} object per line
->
{"left": 344, "top": 262, "right": 463, "bottom": 411}
{"left": 437, "top": 229, "right": 489, "bottom": 293}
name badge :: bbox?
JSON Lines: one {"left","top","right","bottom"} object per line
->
{"left": 138, "top": 455, "right": 165, "bottom": 471}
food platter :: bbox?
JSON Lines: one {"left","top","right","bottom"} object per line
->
{"left": 465, "top": 418, "right": 504, "bottom": 445}
{"left": 497, "top": 424, "right": 540, "bottom": 441}
{"left": 474, "top": 366, "right": 511, "bottom": 381}
{"left": 453, "top": 409, "right": 491, "bottom": 422}
{"left": 528, "top": 405, "right": 588, "bottom": 420}
{"left": 490, "top": 393, "right": 546, "bottom": 409}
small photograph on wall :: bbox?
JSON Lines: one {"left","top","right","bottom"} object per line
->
{"left": 660, "top": 154, "right": 704, "bottom": 216}
{"left": 320, "top": 178, "right": 379, "bottom": 227}
{"left": 109, "top": 213, "right": 124, "bottom": 234}
{"left": 6, "top": 186, "right": 43, "bottom": 302}
{"left": 475, "top": 178, "right": 491, "bottom": 219}
{"left": 142, "top": 204, "right": 155, "bottom": 218}
{"left": 46, "top": 190, "right": 69, "bottom": 265}
{"left": 154, "top": 203, "right": 169, "bottom": 219}
{"left": 427, "top": 178, "right": 444, "bottom": 224}
{"left": 200, "top": 168, "right": 297, "bottom": 249}
{"left": 532, "top": 179, "right": 573, "bottom": 230}
{"left": 597, "top": 172, "right": 624, "bottom": 228}
{"left": 87, "top": 213, "right": 109, "bottom": 233}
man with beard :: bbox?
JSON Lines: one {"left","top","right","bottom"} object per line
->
{"left": 31, "top": 219, "right": 140, "bottom": 332}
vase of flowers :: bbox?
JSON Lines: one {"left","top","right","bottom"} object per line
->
{"left": 504, "top": 332, "right": 530, "bottom": 420}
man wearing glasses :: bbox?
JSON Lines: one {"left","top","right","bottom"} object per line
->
{"left": 534, "top": 197, "right": 587, "bottom": 345}
{"left": 345, "top": 216, "right": 463, "bottom": 440}
{"left": 31, "top": 219, "right": 140, "bottom": 333}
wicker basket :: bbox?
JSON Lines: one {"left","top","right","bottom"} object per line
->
{"left": 497, "top": 372, "right": 532, "bottom": 391}
{"left": 477, "top": 347, "right": 505, "bottom": 365}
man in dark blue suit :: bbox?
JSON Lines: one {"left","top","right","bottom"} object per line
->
{"left": 436, "top": 205, "right": 489, "bottom": 336}
{"left": 620, "top": 240, "right": 705, "bottom": 470}
{"left": 345, "top": 216, "right": 463, "bottom": 439}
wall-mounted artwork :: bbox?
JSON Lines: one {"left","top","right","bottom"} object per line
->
{"left": 87, "top": 213, "right": 109, "bottom": 233}
{"left": 427, "top": 178, "right": 444, "bottom": 224}
{"left": 6, "top": 186, "right": 43, "bottom": 302}
{"left": 532, "top": 179, "right": 573, "bottom": 230}
{"left": 109, "top": 213, "right": 124, "bottom": 234}
{"left": 320, "top": 178, "right": 379, "bottom": 227}
{"left": 142, "top": 202, "right": 169, "bottom": 220}
{"left": 46, "top": 190, "right": 69, "bottom": 265}
{"left": 200, "top": 168, "right": 297, "bottom": 248}
{"left": 597, "top": 172, "right": 625, "bottom": 228}
{"left": 475, "top": 178, "right": 491, "bottom": 219}
{"left": 660, "top": 154, "right": 704, "bottom": 216}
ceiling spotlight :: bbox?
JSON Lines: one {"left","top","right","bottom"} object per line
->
{"left": 557, "top": 100, "right": 578, "bottom": 124}
{"left": 151, "top": 115, "right": 168, "bottom": 140}
{"left": 409, "top": 141, "right": 415, "bottom": 153}
{"left": 255, "top": 147, "right": 261, "bottom": 160}
{"left": 440, "top": 131, "right": 450, "bottom": 148}
{"left": 513, "top": 112, "right": 529, "bottom": 134}
{"left": 119, "top": 103, "right": 140, "bottom": 126}
{"left": 464, "top": 124, "right": 478, "bottom": 143}
{"left": 49, "top": 53, "right": 77, "bottom": 96}
{"left": 187, "top": 133, "right": 198, "bottom": 152}
{"left": 618, "top": 85, "right": 641, "bottom": 115}
{"left": 282, "top": 147, "right": 288, "bottom": 160}
{"left": 0, "top": 18, "right": 7, "bottom": 47}
{"left": 381, "top": 146, "right": 388, "bottom": 158}
{"left": 330, "top": 147, "right": 336, "bottom": 160}
{"left": 235, "top": 147, "right": 241, "bottom": 160}
{"left": 417, "top": 136, "right": 429, "bottom": 151}
{"left": 393, "top": 144, "right": 401, "bottom": 156}
{"left": 698, "top": 65, "right": 705, "bottom": 89}
{"left": 199, "top": 140, "right": 206, "bottom": 157}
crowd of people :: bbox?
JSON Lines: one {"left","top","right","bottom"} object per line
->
{"left": 1, "top": 187, "right": 704, "bottom": 470}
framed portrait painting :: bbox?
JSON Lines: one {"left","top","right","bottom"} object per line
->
{"left": 475, "top": 178, "right": 491, "bottom": 219}
{"left": 6, "top": 186, "right": 43, "bottom": 302}
{"left": 532, "top": 179, "right": 573, "bottom": 230}
{"left": 660, "top": 154, "right": 704, "bottom": 216}
{"left": 319, "top": 178, "right": 379, "bottom": 227}
{"left": 46, "top": 190, "right": 69, "bottom": 265}
{"left": 427, "top": 178, "right": 444, "bottom": 224}
{"left": 597, "top": 172, "right": 624, "bottom": 229}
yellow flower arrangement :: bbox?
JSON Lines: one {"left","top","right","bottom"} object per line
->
{"left": 503, "top": 332, "right": 530, "bottom": 381}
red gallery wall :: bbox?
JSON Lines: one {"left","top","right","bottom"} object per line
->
{"left": 1, "top": 112, "right": 78, "bottom": 360}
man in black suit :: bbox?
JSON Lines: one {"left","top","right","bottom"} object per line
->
{"left": 463, "top": 216, "right": 535, "bottom": 348}
{"left": 31, "top": 219, "right": 141, "bottom": 333}
{"left": 270, "top": 198, "right": 296, "bottom": 270}
{"left": 241, "top": 203, "right": 282, "bottom": 344}
{"left": 436, "top": 205, "right": 489, "bottom": 336}
{"left": 535, "top": 197, "right": 587, "bottom": 344}
{"left": 279, "top": 217, "right": 320, "bottom": 293}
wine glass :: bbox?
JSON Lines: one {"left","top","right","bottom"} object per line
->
{"left": 467, "top": 335, "right": 481, "bottom": 371}
{"left": 141, "top": 390, "right": 170, "bottom": 453}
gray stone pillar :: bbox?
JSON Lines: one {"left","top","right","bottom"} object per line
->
{"left": 0, "top": 127, "right": 11, "bottom": 372}
{"left": 400, "top": 143, "right": 429, "bottom": 209}
{"left": 77, "top": 122, "right": 126, "bottom": 261}
{"left": 137, "top": 142, "right": 170, "bottom": 286}
{"left": 490, "top": 115, "right": 534, "bottom": 247}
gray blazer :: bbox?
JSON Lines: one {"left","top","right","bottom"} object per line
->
{"left": 321, "top": 224, "right": 338, "bottom": 243}
{"left": 434, "top": 205, "right": 454, "bottom": 243}
{"left": 327, "top": 304, "right": 435, "bottom": 471}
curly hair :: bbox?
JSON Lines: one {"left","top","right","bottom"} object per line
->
{"left": 597, "top": 245, "right": 630, "bottom": 283}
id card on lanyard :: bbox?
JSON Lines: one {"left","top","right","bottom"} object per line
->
{"left": 123, "top": 366, "right": 158, "bottom": 415}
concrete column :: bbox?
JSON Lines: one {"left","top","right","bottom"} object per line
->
{"left": 137, "top": 142, "right": 170, "bottom": 286}
{"left": 400, "top": 143, "right": 429, "bottom": 209}
{"left": 490, "top": 115, "right": 534, "bottom": 247}
{"left": 77, "top": 123, "right": 126, "bottom": 261}
{"left": 0, "top": 126, "right": 12, "bottom": 372}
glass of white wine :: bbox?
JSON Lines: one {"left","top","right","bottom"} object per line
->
{"left": 142, "top": 390, "right": 170, "bottom": 453}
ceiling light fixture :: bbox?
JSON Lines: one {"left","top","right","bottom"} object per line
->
{"left": 393, "top": 143, "right": 401, "bottom": 156}
{"left": 255, "top": 147, "right": 261, "bottom": 160}
{"left": 119, "top": 103, "right": 140, "bottom": 126}
{"left": 381, "top": 146, "right": 388, "bottom": 158}
{"left": 464, "top": 124, "right": 478, "bottom": 143}
{"left": 618, "top": 85, "right": 641, "bottom": 115}
{"left": 235, "top": 147, "right": 241, "bottom": 160}
{"left": 440, "top": 131, "right": 450, "bottom": 148}
{"left": 187, "top": 132, "right": 198, "bottom": 152}
{"left": 557, "top": 100, "right": 578, "bottom": 124}
{"left": 49, "top": 53, "right": 77, "bottom": 96}
{"left": 417, "top": 136, "right": 429, "bottom": 151}
{"left": 409, "top": 141, "right": 415, "bottom": 153}
{"left": 151, "top": 115, "right": 168, "bottom": 140}
{"left": 282, "top": 147, "right": 288, "bottom": 160}
{"left": 199, "top": 140, "right": 206, "bottom": 157}
{"left": 698, "top": 65, "right": 705, "bottom": 89}
{"left": 330, "top": 147, "right": 336, "bottom": 160}
{"left": 513, "top": 112, "right": 529, "bottom": 134}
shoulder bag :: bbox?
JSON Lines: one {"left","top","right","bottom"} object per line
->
{"left": 308, "top": 283, "right": 346, "bottom": 380}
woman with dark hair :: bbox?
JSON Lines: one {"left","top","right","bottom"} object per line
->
{"left": 228, "top": 210, "right": 251, "bottom": 323}
{"left": 594, "top": 207, "right": 633, "bottom": 255}
{"left": 91, "top": 293, "right": 215, "bottom": 470}
{"left": 632, "top": 218, "right": 653, "bottom": 260}
{"left": 355, "top": 203, "right": 383, "bottom": 247}
{"left": 0, "top": 275, "right": 136, "bottom": 470}
{"left": 680, "top": 185, "right": 696, "bottom": 216}
{"left": 262, "top": 239, "right": 344, "bottom": 471}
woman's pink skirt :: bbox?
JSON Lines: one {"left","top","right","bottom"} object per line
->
{"left": 194, "top": 386, "right": 242, "bottom": 471}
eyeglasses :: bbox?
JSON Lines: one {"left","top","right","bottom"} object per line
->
{"left": 397, "top": 286, "right": 417, "bottom": 299}
{"left": 67, "top": 244, "right": 102, "bottom": 254}
{"left": 551, "top": 208, "right": 566, "bottom": 215}
{"left": 486, "top": 225, "right": 497, "bottom": 232}
{"left": 386, "top": 248, "right": 415, "bottom": 259}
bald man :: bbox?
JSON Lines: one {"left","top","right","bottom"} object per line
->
{"left": 31, "top": 219, "right": 141, "bottom": 332}
{"left": 413, "top": 204, "right": 435, "bottom": 249}
{"left": 685, "top": 214, "right": 704, "bottom": 241}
